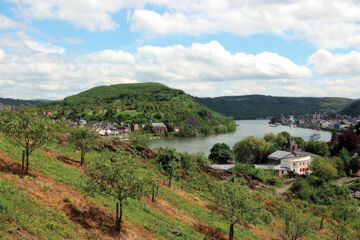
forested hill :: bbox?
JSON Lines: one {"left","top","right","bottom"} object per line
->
{"left": 37, "top": 83, "right": 235, "bottom": 136}
{"left": 195, "top": 95, "right": 354, "bottom": 119}
{"left": 0, "top": 98, "right": 41, "bottom": 110}
{"left": 340, "top": 100, "right": 360, "bottom": 117}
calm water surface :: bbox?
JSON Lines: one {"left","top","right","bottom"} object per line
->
{"left": 148, "top": 120, "right": 331, "bottom": 155}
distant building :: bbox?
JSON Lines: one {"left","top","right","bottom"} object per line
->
{"left": 267, "top": 150, "right": 295, "bottom": 165}
{"left": 152, "top": 123, "right": 168, "bottom": 133}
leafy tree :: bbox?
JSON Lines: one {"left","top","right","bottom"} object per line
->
{"left": 339, "top": 148, "right": 351, "bottom": 175}
{"left": 86, "top": 152, "right": 148, "bottom": 233}
{"left": 233, "top": 136, "right": 270, "bottom": 164}
{"left": 305, "top": 140, "right": 330, "bottom": 157}
{"left": 349, "top": 157, "right": 360, "bottom": 175}
{"left": 208, "top": 143, "right": 234, "bottom": 164}
{"left": 280, "top": 131, "right": 291, "bottom": 141}
{"left": 212, "top": 179, "right": 265, "bottom": 240}
{"left": 68, "top": 127, "right": 97, "bottom": 166}
{"left": 155, "top": 147, "right": 181, "bottom": 187}
{"left": 263, "top": 133, "right": 276, "bottom": 143}
{"left": 310, "top": 157, "right": 338, "bottom": 181}
{"left": 0, "top": 109, "right": 54, "bottom": 175}
{"left": 313, "top": 205, "right": 329, "bottom": 230}
{"left": 278, "top": 203, "right": 311, "bottom": 239}
{"left": 292, "top": 136, "right": 305, "bottom": 148}
{"left": 276, "top": 133, "right": 287, "bottom": 148}
{"left": 337, "top": 131, "right": 360, "bottom": 153}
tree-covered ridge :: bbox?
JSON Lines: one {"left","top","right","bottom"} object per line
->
{"left": 37, "top": 82, "right": 236, "bottom": 136}
{"left": 195, "top": 95, "right": 355, "bottom": 119}
{"left": 0, "top": 98, "right": 41, "bottom": 110}
{"left": 340, "top": 100, "right": 360, "bottom": 117}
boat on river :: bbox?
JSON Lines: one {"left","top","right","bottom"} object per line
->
{"left": 309, "top": 133, "right": 321, "bottom": 141}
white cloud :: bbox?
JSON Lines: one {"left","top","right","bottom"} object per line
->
{"left": 0, "top": 49, "right": 5, "bottom": 59}
{"left": 0, "top": 14, "right": 25, "bottom": 29}
{"left": 309, "top": 49, "right": 360, "bottom": 76}
{"left": 7, "top": 0, "right": 151, "bottom": 31}
{"left": 0, "top": 35, "right": 315, "bottom": 99}
{"left": 129, "top": 0, "right": 360, "bottom": 49}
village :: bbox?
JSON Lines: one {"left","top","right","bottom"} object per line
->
{"left": 277, "top": 112, "right": 360, "bottom": 131}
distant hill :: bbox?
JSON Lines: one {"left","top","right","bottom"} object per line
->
{"left": 38, "top": 83, "right": 235, "bottom": 136}
{"left": 340, "top": 100, "right": 360, "bottom": 117}
{"left": 195, "top": 95, "right": 354, "bottom": 119}
{"left": 0, "top": 98, "right": 42, "bottom": 110}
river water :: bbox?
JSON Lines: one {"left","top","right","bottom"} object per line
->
{"left": 148, "top": 120, "right": 332, "bottom": 155}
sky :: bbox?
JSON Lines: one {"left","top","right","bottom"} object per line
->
{"left": 0, "top": 0, "right": 360, "bottom": 100}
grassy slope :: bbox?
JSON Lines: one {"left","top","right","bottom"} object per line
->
{"left": 0, "top": 179, "right": 88, "bottom": 240}
{"left": 0, "top": 134, "right": 348, "bottom": 240}
{"left": 195, "top": 95, "right": 354, "bottom": 119}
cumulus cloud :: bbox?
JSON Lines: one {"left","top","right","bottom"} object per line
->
{"left": 309, "top": 49, "right": 360, "bottom": 76}
{"left": 0, "top": 36, "right": 313, "bottom": 99}
{"left": 129, "top": 0, "right": 360, "bottom": 49}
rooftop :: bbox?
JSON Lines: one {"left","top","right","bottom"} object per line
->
{"left": 268, "top": 150, "right": 295, "bottom": 160}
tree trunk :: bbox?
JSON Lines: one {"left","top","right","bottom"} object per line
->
{"left": 25, "top": 149, "right": 29, "bottom": 175}
{"left": 229, "top": 223, "right": 235, "bottom": 240}
{"left": 168, "top": 176, "right": 172, "bottom": 188}
{"left": 320, "top": 216, "right": 324, "bottom": 230}
{"left": 21, "top": 150, "right": 25, "bottom": 175}
{"left": 115, "top": 200, "right": 123, "bottom": 233}
{"left": 80, "top": 150, "right": 85, "bottom": 166}
{"left": 152, "top": 182, "right": 157, "bottom": 202}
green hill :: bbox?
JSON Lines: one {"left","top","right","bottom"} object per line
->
{"left": 195, "top": 95, "right": 354, "bottom": 119}
{"left": 340, "top": 100, "right": 360, "bottom": 117}
{"left": 38, "top": 83, "right": 235, "bottom": 136}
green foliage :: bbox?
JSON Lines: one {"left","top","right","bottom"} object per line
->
{"left": 86, "top": 151, "right": 149, "bottom": 232}
{"left": 0, "top": 109, "right": 55, "bottom": 174}
{"left": 37, "top": 82, "right": 236, "bottom": 137}
{"left": 278, "top": 203, "right": 311, "bottom": 239}
{"left": 212, "top": 179, "right": 267, "bottom": 240}
{"left": 68, "top": 127, "right": 97, "bottom": 166}
{"left": 233, "top": 136, "right": 270, "bottom": 164}
{"left": 305, "top": 140, "right": 330, "bottom": 157}
{"left": 339, "top": 148, "right": 352, "bottom": 175}
{"left": 195, "top": 95, "right": 353, "bottom": 119}
{"left": 0, "top": 98, "right": 41, "bottom": 110}
{"left": 310, "top": 157, "right": 338, "bottom": 181}
{"left": 340, "top": 99, "right": 360, "bottom": 117}
{"left": 208, "top": 143, "right": 234, "bottom": 164}
{"left": 154, "top": 147, "right": 181, "bottom": 187}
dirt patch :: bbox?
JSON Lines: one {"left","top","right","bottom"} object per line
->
{"left": 40, "top": 147, "right": 83, "bottom": 171}
{"left": 160, "top": 182, "right": 208, "bottom": 208}
{"left": 7, "top": 228, "right": 39, "bottom": 240}
{"left": 143, "top": 196, "right": 227, "bottom": 240}
{"left": 199, "top": 164, "right": 267, "bottom": 189}
{"left": 0, "top": 151, "right": 154, "bottom": 240}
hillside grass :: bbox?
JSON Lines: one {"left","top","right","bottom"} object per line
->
{"left": 0, "top": 134, "right": 204, "bottom": 239}
{"left": 0, "top": 178, "right": 88, "bottom": 240}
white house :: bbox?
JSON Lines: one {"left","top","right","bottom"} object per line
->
{"left": 280, "top": 155, "right": 312, "bottom": 175}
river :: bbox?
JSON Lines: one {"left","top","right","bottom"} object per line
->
{"left": 148, "top": 120, "right": 332, "bottom": 155}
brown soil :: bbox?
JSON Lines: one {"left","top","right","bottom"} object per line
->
{"left": 143, "top": 196, "right": 228, "bottom": 240}
{"left": 0, "top": 151, "right": 154, "bottom": 240}
{"left": 39, "top": 147, "right": 83, "bottom": 172}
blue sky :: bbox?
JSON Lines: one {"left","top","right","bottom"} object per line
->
{"left": 0, "top": 0, "right": 360, "bottom": 99}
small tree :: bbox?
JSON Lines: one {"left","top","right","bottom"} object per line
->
{"left": 313, "top": 205, "right": 328, "bottom": 230}
{"left": 154, "top": 147, "right": 181, "bottom": 187}
{"left": 86, "top": 153, "right": 148, "bottom": 233}
{"left": 212, "top": 179, "right": 264, "bottom": 240}
{"left": 0, "top": 109, "right": 54, "bottom": 175}
{"left": 310, "top": 157, "right": 338, "bottom": 181}
{"left": 208, "top": 143, "right": 234, "bottom": 164}
{"left": 68, "top": 127, "right": 97, "bottom": 166}
{"left": 149, "top": 170, "right": 160, "bottom": 203}
{"left": 278, "top": 203, "right": 311, "bottom": 240}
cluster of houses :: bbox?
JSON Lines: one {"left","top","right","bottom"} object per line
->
{"left": 64, "top": 114, "right": 178, "bottom": 137}
{"left": 279, "top": 112, "right": 360, "bottom": 131}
